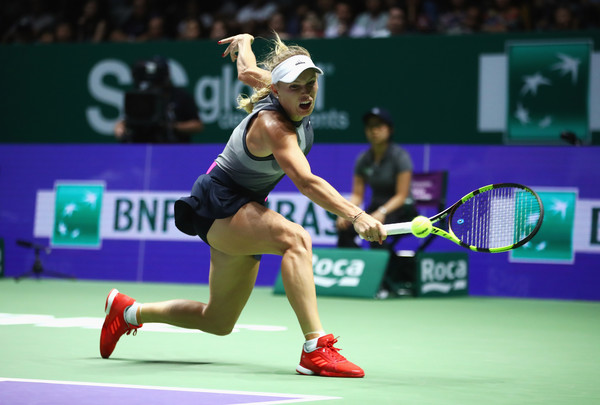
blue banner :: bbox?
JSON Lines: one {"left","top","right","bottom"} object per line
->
{"left": 1, "top": 144, "right": 599, "bottom": 300}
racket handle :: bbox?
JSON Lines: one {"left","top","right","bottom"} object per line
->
{"left": 383, "top": 222, "right": 412, "bottom": 235}
{"left": 359, "top": 222, "right": 412, "bottom": 240}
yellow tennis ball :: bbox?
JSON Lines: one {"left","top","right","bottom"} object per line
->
{"left": 411, "top": 216, "right": 432, "bottom": 238}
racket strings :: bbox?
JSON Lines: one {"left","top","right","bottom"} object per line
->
{"left": 451, "top": 187, "right": 541, "bottom": 249}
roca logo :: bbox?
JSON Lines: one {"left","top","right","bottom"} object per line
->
{"left": 420, "top": 259, "right": 467, "bottom": 282}
{"left": 312, "top": 254, "right": 365, "bottom": 277}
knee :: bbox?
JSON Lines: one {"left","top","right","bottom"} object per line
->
{"left": 207, "top": 320, "right": 236, "bottom": 336}
{"left": 210, "top": 326, "right": 234, "bottom": 336}
{"left": 281, "top": 223, "right": 312, "bottom": 253}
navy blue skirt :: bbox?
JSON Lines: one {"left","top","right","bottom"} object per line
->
{"left": 174, "top": 165, "right": 268, "bottom": 245}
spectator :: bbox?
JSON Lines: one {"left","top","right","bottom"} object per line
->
{"left": 36, "top": 26, "right": 54, "bottom": 43}
{"left": 480, "top": 0, "right": 523, "bottom": 33}
{"left": 210, "top": 1, "right": 239, "bottom": 25}
{"left": 300, "top": 11, "right": 324, "bottom": 38}
{"left": 175, "top": 0, "right": 206, "bottom": 39}
{"left": 286, "top": 3, "right": 311, "bottom": 37}
{"left": 236, "top": 0, "right": 278, "bottom": 27}
{"left": 263, "top": 11, "right": 292, "bottom": 39}
{"left": 463, "top": 4, "right": 482, "bottom": 32}
{"left": 1, "top": 0, "right": 592, "bottom": 43}
{"left": 76, "top": 0, "right": 108, "bottom": 42}
{"left": 106, "top": 0, "right": 131, "bottom": 28}
{"left": 336, "top": 106, "right": 417, "bottom": 251}
{"left": 178, "top": 17, "right": 203, "bottom": 40}
{"left": 2, "top": 0, "right": 54, "bottom": 44}
{"left": 209, "top": 18, "right": 230, "bottom": 40}
{"left": 404, "top": 0, "right": 438, "bottom": 33}
{"left": 25, "top": 0, "right": 56, "bottom": 39}
{"left": 548, "top": 4, "right": 579, "bottom": 30}
{"left": 3, "top": 16, "right": 35, "bottom": 43}
{"left": 140, "top": 15, "right": 168, "bottom": 41}
{"left": 528, "top": 0, "right": 553, "bottom": 30}
{"left": 373, "top": 5, "right": 407, "bottom": 36}
{"left": 0, "top": 1, "right": 25, "bottom": 41}
{"left": 437, "top": 0, "right": 471, "bottom": 34}
{"left": 110, "top": 0, "right": 151, "bottom": 42}
{"left": 54, "top": 19, "right": 74, "bottom": 43}
{"left": 350, "top": 0, "right": 389, "bottom": 37}
{"left": 324, "top": 1, "right": 355, "bottom": 38}
{"left": 437, "top": 1, "right": 482, "bottom": 34}
{"left": 316, "top": 0, "right": 338, "bottom": 32}
{"left": 175, "top": 0, "right": 200, "bottom": 28}
{"left": 579, "top": 0, "right": 600, "bottom": 29}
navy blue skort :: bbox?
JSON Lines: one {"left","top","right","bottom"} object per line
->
{"left": 174, "top": 165, "right": 268, "bottom": 246}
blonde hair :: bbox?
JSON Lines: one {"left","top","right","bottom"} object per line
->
{"left": 237, "top": 33, "right": 312, "bottom": 114}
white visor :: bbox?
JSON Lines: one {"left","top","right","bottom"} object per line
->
{"left": 271, "top": 55, "right": 323, "bottom": 84}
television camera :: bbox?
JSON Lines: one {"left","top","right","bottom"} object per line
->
{"left": 123, "top": 57, "right": 177, "bottom": 143}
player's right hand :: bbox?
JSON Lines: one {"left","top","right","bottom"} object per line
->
{"left": 353, "top": 213, "right": 387, "bottom": 244}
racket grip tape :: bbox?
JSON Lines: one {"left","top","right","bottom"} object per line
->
{"left": 359, "top": 222, "right": 412, "bottom": 239}
{"left": 383, "top": 222, "right": 412, "bottom": 235}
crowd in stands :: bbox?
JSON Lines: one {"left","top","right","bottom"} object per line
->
{"left": 2, "top": 0, "right": 599, "bottom": 44}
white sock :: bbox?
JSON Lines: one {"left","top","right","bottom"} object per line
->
{"left": 124, "top": 302, "right": 141, "bottom": 326}
{"left": 303, "top": 331, "right": 326, "bottom": 353}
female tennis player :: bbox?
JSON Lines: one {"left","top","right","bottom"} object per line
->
{"left": 100, "top": 33, "right": 386, "bottom": 378}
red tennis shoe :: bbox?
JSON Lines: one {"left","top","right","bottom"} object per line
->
{"left": 296, "top": 334, "right": 364, "bottom": 378}
{"left": 100, "top": 289, "right": 142, "bottom": 359}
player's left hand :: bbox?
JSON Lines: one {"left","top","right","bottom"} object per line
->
{"left": 218, "top": 34, "right": 254, "bottom": 62}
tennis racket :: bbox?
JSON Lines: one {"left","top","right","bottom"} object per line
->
{"left": 381, "top": 183, "right": 544, "bottom": 253}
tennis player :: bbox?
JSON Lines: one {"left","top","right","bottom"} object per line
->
{"left": 100, "top": 33, "right": 386, "bottom": 378}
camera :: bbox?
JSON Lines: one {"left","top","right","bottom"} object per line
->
{"left": 123, "top": 57, "right": 176, "bottom": 143}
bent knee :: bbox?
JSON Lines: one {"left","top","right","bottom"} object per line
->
{"left": 205, "top": 318, "right": 237, "bottom": 336}
{"left": 210, "top": 326, "right": 234, "bottom": 336}
{"left": 280, "top": 223, "right": 312, "bottom": 251}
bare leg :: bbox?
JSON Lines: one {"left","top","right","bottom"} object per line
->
{"left": 139, "top": 202, "right": 322, "bottom": 340}
{"left": 207, "top": 203, "right": 323, "bottom": 340}
{"left": 139, "top": 250, "right": 259, "bottom": 335}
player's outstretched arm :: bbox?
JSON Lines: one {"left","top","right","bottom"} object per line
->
{"left": 261, "top": 116, "right": 386, "bottom": 243}
{"left": 219, "top": 34, "right": 270, "bottom": 89}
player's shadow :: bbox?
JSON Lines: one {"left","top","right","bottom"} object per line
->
{"left": 91, "top": 358, "right": 308, "bottom": 377}
{"left": 90, "top": 357, "right": 215, "bottom": 366}
{"left": 129, "top": 359, "right": 215, "bottom": 366}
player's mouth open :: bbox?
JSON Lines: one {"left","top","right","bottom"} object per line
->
{"left": 299, "top": 100, "right": 312, "bottom": 110}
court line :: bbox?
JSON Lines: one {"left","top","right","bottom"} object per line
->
{"left": 0, "top": 377, "right": 341, "bottom": 404}
{"left": 0, "top": 313, "right": 287, "bottom": 333}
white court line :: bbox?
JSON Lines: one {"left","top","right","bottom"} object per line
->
{"left": 0, "top": 377, "right": 342, "bottom": 404}
{"left": 0, "top": 313, "right": 287, "bottom": 334}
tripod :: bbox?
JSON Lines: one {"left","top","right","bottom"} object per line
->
{"left": 14, "top": 240, "right": 75, "bottom": 281}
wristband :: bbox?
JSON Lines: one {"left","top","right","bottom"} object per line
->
{"left": 377, "top": 206, "right": 388, "bottom": 215}
{"left": 351, "top": 211, "right": 365, "bottom": 224}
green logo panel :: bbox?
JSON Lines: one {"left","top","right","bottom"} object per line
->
{"left": 274, "top": 248, "right": 389, "bottom": 298}
{"left": 506, "top": 41, "right": 591, "bottom": 144}
{"left": 52, "top": 183, "right": 105, "bottom": 248}
{"left": 511, "top": 190, "right": 577, "bottom": 263}
{"left": 415, "top": 252, "right": 469, "bottom": 297}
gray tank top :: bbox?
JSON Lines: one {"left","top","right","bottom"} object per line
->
{"left": 215, "top": 94, "right": 314, "bottom": 195}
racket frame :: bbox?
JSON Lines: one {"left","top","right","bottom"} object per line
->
{"left": 383, "top": 183, "right": 544, "bottom": 253}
